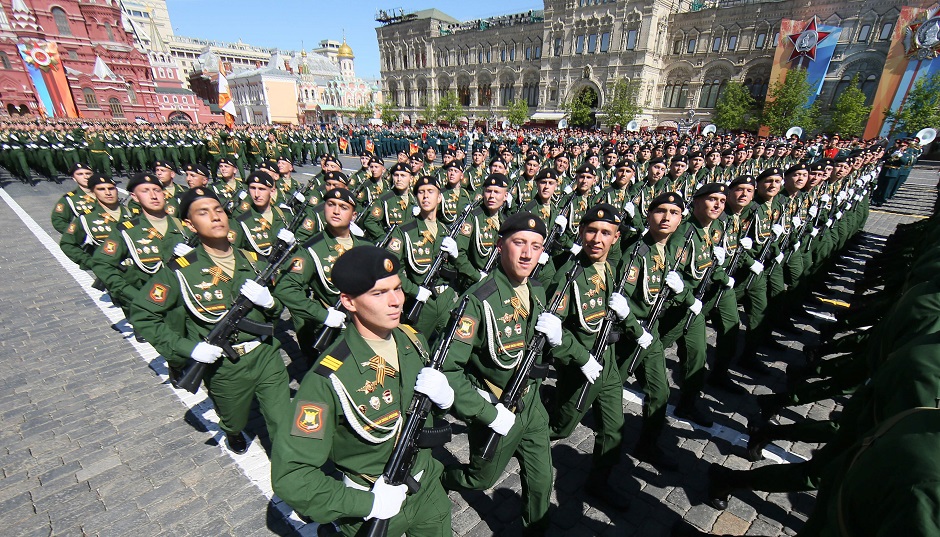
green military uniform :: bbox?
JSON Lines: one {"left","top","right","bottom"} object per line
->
{"left": 361, "top": 189, "right": 415, "bottom": 242}
{"left": 455, "top": 206, "right": 502, "bottom": 282}
{"left": 231, "top": 205, "right": 290, "bottom": 259}
{"left": 59, "top": 202, "right": 133, "bottom": 270}
{"left": 51, "top": 185, "right": 96, "bottom": 234}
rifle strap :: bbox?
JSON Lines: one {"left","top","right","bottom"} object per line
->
{"left": 398, "top": 325, "right": 427, "bottom": 359}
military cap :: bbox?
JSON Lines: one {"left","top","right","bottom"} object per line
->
{"left": 323, "top": 187, "right": 357, "bottom": 208}
{"left": 443, "top": 148, "right": 457, "bottom": 157}
{"left": 692, "top": 182, "right": 727, "bottom": 198}
{"left": 671, "top": 155, "right": 689, "bottom": 165}
{"left": 323, "top": 171, "right": 349, "bottom": 185}
{"left": 179, "top": 187, "right": 221, "bottom": 218}
{"left": 482, "top": 174, "right": 509, "bottom": 189}
{"left": 575, "top": 162, "right": 597, "bottom": 175}
{"left": 809, "top": 162, "right": 826, "bottom": 172}
{"left": 785, "top": 163, "right": 809, "bottom": 175}
{"left": 706, "top": 147, "right": 722, "bottom": 156}
{"left": 648, "top": 192, "right": 684, "bottom": 211}
{"left": 367, "top": 155, "right": 385, "bottom": 166}
{"left": 616, "top": 160, "right": 637, "bottom": 171}
{"left": 535, "top": 168, "right": 560, "bottom": 182}
{"left": 728, "top": 175, "right": 756, "bottom": 188}
{"left": 322, "top": 155, "right": 340, "bottom": 166}
{"left": 756, "top": 167, "right": 783, "bottom": 180}
{"left": 277, "top": 155, "right": 293, "bottom": 165}
{"left": 184, "top": 163, "right": 210, "bottom": 177}
{"left": 689, "top": 151, "right": 703, "bottom": 159}
{"left": 443, "top": 160, "right": 463, "bottom": 171}
{"left": 524, "top": 154, "right": 541, "bottom": 164}
{"left": 388, "top": 162, "right": 413, "bottom": 175}
{"left": 472, "top": 146, "right": 486, "bottom": 155}
{"left": 218, "top": 157, "right": 236, "bottom": 167}
{"left": 410, "top": 152, "right": 425, "bottom": 163}
{"left": 648, "top": 157, "right": 667, "bottom": 167}
{"left": 70, "top": 162, "right": 92, "bottom": 175}
{"left": 87, "top": 173, "right": 115, "bottom": 188}
{"left": 153, "top": 160, "right": 176, "bottom": 172}
{"left": 833, "top": 156, "right": 848, "bottom": 164}
{"left": 721, "top": 149, "right": 735, "bottom": 157}
{"left": 332, "top": 246, "right": 401, "bottom": 296}
{"left": 259, "top": 160, "right": 279, "bottom": 173}
{"left": 499, "top": 211, "right": 547, "bottom": 238}
{"left": 554, "top": 152, "right": 570, "bottom": 161}
{"left": 604, "top": 148, "right": 618, "bottom": 157}
{"left": 580, "top": 203, "right": 622, "bottom": 227}
{"left": 126, "top": 172, "right": 163, "bottom": 191}
{"left": 412, "top": 175, "right": 440, "bottom": 195}
{"left": 244, "top": 170, "right": 275, "bottom": 188}
{"left": 359, "top": 150, "right": 374, "bottom": 158}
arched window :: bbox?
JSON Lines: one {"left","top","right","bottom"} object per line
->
{"left": 126, "top": 83, "right": 137, "bottom": 105}
{"left": 109, "top": 97, "right": 123, "bottom": 117}
{"left": 83, "top": 88, "right": 99, "bottom": 108}
{"left": 698, "top": 79, "right": 726, "bottom": 108}
{"left": 861, "top": 74, "right": 878, "bottom": 104}
{"left": 0, "top": 51, "right": 11, "bottom": 70}
{"left": 662, "top": 82, "right": 689, "bottom": 108}
{"left": 52, "top": 7, "right": 71, "bottom": 36}
{"left": 105, "top": 23, "right": 115, "bottom": 41}
{"left": 499, "top": 82, "right": 515, "bottom": 106}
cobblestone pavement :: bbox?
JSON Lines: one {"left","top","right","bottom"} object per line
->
{"left": 0, "top": 161, "right": 934, "bottom": 537}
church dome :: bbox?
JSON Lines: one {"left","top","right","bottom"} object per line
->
{"left": 337, "top": 39, "right": 354, "bottom": 59}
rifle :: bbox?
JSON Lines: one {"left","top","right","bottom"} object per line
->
{"left": 681, "top": 218, "right": 732, "bottom": 334}
{"left": 480, "top": 262, "right": 584, "bottom": 461}
{"left": 575, "top": 238, "right": 645, "bottom": 412}
{"left": 626, "top": 227, "right": 695, "bottom": 376}
{"left": 713, "top": 218, "right": 753, "bottom": 308}
{"left": 311, "top": 224, "right": 400, "bottom": 354}
{"left": 172, "top": 234, "right": 297, "bottom": 394}
{"left": 743, "top": 208, "right": 786, "bottom": 291}
{"left": 358, "top": 297, "right": 469, "bottom": 537}
{"left": 530, "top": 190, "right": 578, "bottom": 279}
{"left": 404, "top": 200, "right": 480, "bottom": 324}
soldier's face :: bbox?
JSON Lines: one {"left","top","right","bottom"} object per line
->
{"left": 498, "top": 231, "right": 544, "bottom": 283}
{"left": 73, "top": 170, "right": 92, "bottom": 188}
{"left": 132, "top": 183, "right": 166, "bottom": 213}
{"left": 473, "top": 152, "right": 485, "bottom": 165}
{"left": 670, "top": 161, "right": 688, "bottom": 177}
{"left": 185, "top": 172, "right": 209, "bottom": 189}
{"left": 185, "top": 198, "right": 229, "bottom": 240}
{"left": 324, "top": 198, "right": 355, "bottom": 230}
{"left": 93, "top": 183, "right": 119, "bottom": 206}
{"left": 648, "top": 163, "right": 667, "bottom": 181}
{"left": 647, "top": 204, "right": 682, "bottom": 240}
{"left": 693, "top": 194, "right": 726, "bottom": 223}
{"left": 324, "top": 161, "right": 342, "bottom": 173}
{"left": 392, "top": 171, "right": 411, "bottom": 191}
{"left": 605, "top": 154, "right": 618, "bottom": 166}
{"left": 369, "top": 163, "right": 385, "bottom": 178}
{"left": 707, "top": 153, "right": 721, "bottom": 166}
{"left": 155, "top": 166, "right": 175, "bottom": 185}
{"left": 489, "top": 161, "right": 507, "bottom": 175}
{"left": 757, "top": 176, "right": 781, "bottom": 198}
{"left": 525, "top": 160, "right": 540, "bottom": 176}
{"left": 575, "top": 173, "right": 596, "bottom": 193}
{"left": 324, "top": 179, "right": 346, "bottom": 191}
{"left": 360, "top": 155, "right": 371, "bottom": 167}
{"left": 554, "top": 157, "right": 569, "bottom": 172}
{"left": 342, "top": 275, "right": 404, "bottom": 337}
{"left": 447, "top": 168, "right": 462, "bottom": 186}
{"left": 277, "top": 160, "right": 292, "bottom": 174}
{"left": 691, "top": 156, "right": 704, "bottom": 170}
{"left": 536, "top": 179, "right": 557, "bottom": 200}
{"left": 581, "top": 222, "right": 620, "bottom": 262}
{"left": 722, "top": 154, "right": 734, "bottom": 166}
{"left": 834, "top": 162, "right": 852, "bottom": 179}
{"left": 786, "top": 171, "right": 809, "bottom": 191}
{"left": 218, "top": 163, "right": 235, "bottom": 179}
{"left": 416, "top": 185, "right": 441, "bottom": 213}
{"left": 249, "top": 184, "right": 272, "bottom": 208}
{"left": 483, "top": 186, "right": 507, "bottom": 211}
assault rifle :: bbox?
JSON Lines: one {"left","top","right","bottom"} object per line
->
{"left": 743, "top": 209, "right": 786, "bottom": 291}
{"left": 713, "top": 219, "right": 753, "bottom": 308}
{"left": 681, "top": 218, "right": 732, "bottom": 334}
{"left": 530, "top": 189, "right": 577, "bottom": 280}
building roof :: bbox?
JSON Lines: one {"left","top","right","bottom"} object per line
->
{"left": 155, "top": 86, "right": 196, "bottom": 95}
{"left": 337, "top": 39, "right": 354, "bottom": 59}
{"left": 412, "top": 9, "right": 459, "bottom": 24}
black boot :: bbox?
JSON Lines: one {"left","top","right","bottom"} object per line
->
{"left": 755, "top": 393, "right": 787, "bottom": 423}
{"left": 226, "top": 431, "right": 249, "bottom": 454}
{"left": 706, "top": 464, "right": 737, "bottom": 510}
{"left": 584, "top": 468, "right": 631, "bottom": 510}
{"left": 634, "top": 427, "right": 677, "bottom": 471}
{"left": 746, "top": 423, "right": 771, "bottom": 461}
{"left": 674, "top": 395, "right": 714, "bottom": 428}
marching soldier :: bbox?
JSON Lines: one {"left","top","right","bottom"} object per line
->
{"left": 51, "top": 162, "right": 97, "bottom": 234}
{"left": 231, "top": 171, "right": 290, "bottom": 259}
{"left": 456, "top": 174, "right": 509, "bottom": 282}
{"left": 361, "top": 163, "right": 416, "bottom": 242}
{"left": 59, "top": 174, "right": 133, "bottom": 271}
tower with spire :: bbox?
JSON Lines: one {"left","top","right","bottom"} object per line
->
{"left": 337, "top": 32, "right": 355, "bottom": 80}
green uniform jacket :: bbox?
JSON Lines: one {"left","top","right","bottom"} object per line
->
{"left": 51, "top": 187, "right": 96, "bottom": 234}
{"left": 361, "top": 190, "right": 416, "bottom": 242}
{"left": 60, "top": 203, "right": 134, "bottom": 270}
{"left": 231, "top": 205, "right": 289, "bottom": 258}
{"left": 456, "top": 206, "right": 502, "bottom": 277}
{"left": 386, "top": 217, "right": 474, "bottom": 299}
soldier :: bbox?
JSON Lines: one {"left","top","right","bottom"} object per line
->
{"left": 154, "top": 160, "right": 187, "bottom": 218}
{"left": 456, "top": 174, "right": 510, "bottom": 283}
{"left": 509, "top": 155, "right": 541, "bottom": 210}
{"left": 184, "top": 163, "right": 211, "bottom": 191}
{"left": 441, "top": 212, "right": 558, "bottom": 535}
{"left": 464, "top": 147, "right": 488, "bottom": 191}
{"left": 59, "top": 174, "right": 133, "bottom": 271}
{"left": 51, "top": 162, "right": 97, "bottom": 234}
{"left": 361, "top": 163, "right": 416, "bottom": 242}
{"left": 439, "top": 160, "right": 473, "bottom": 226}
{"left": 231, "top": 171, "right": 290, "bottom": 259}
{"left": 212, "top": 158, "right": 247, "bottom": 214}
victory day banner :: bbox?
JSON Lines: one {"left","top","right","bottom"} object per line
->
{"left": 864, "top": 4, "right": 940, "bottom": 138}
{"left": 767, "top": 16, "right": 842, "bottom": 105}
{"left": 16, "top": 40, "right": 79, "bottom": 118}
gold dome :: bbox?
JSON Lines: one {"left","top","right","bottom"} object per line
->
{"left": 337, "top": 39, "right": 354, "bottom": 59}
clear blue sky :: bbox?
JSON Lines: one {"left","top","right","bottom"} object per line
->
{"left": 165, "top": 0, "right": 541, "bottom": 79}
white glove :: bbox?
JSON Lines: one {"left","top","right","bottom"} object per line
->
{"left": 636, "top": 329, "right": 653, "bottom": 349}
{"left": 412, "top": 206, "right": 421, "bottom": 216}
{"left": 749, "top": 260, "right": 764, "bottom": 275}
{"left": 793, "top": 241, "right": 801, "bottom": 250}
{"left": 772, "top": 224, "right": 785, "bottom": 238}
{"left": 366, "top": 476, "right": 407, "bottom": 521}
{"left": 293, "top": 191, "right": 306, "bottom": 204}
{"left": 740, "top": 237, "right": 753, "bottom": 250}
{"left": 478, "top": 270, "right": 488, "bottom": 279}
{"left": 324, "top": 307, "right": 345, "bottom": 328}
{"left": 713, "top": 246, "right": 726, "bottom": 265}
{"left": 808, "top": 206, "right": 819, "bottom": 218}
{"left": 563, "top": 184, "right": 574, "bottom": 195}
{"left": 774, "top": 252, "right": 784, "bottom": 264}
{"left": 349, "top": 221, "right": 365, "bottom": 237}
{"left": 488, "top": 403, "right": 516, "bottom": 435}
{"left": 240, "top": 280, "right": 274, "bottom": 309}
{"left": 569, "top": 243, "right": 583, "bottom": 256}
{"left": 276, "top": 228, "right": 296, "bottom": 246}
{"left": 689, "top": 299, "right": 703, "bottom": 316}
{"left": 810, "top": 227, "right": 819, "bottom": 237}
{"left": 609, "top": 292, "right": 630, "bottom": 321}
{"left": 820, "top": 194, "right": 831, "bottom": 203}
{"left": 174, "top": 243, "right": 194, "bottom": 257}
{"left": 535, "top": 312, "right": 563, "bottom": 347}
{"left": 579, "top": 355, "right": 603, "bottom": 383}
{"left": 665, "top": 271, "right": 684, "bottom": 294}
{"left": 554, "top": 215, "right": 568, "bottom": 232}
{"left": 725, "top": 276, "right": 735, "bottom": 288}
{"left": 826, "top": 218, "right": 834, "bottom": 228}
{"left": 836, "top": 211, "right": 844, "bottom": 220}
{"left": 791, "top": 216, "right": 802, "bottom": 228}
{"left": 624, "top": 202, "right": 636, "bottom": 219}
{"left": 191, "top": 342, "right": 223, "bottom": 364}
{"left": 538, "top": 251, "right": 550, "bottom": 265}
{"left": 416, "top": 287, "right": 432, "bottom": 303}
{"left": 441, "top": 236, "right": 459, "bottom": 258}
{"left": 415, "top": 367, "right": 454, "bottom": 409}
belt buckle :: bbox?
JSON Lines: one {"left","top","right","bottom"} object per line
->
{"left": 234, "top": 344, "right": 247, "bottom": 357}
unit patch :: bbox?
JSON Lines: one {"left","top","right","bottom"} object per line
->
{"left": 455, "top": 315, "right": 478, "bottom": 342}
{"left": 148, "top": 283, "right": 169, "bottom": 304}
{"left": 291, "top": 401, "right": 327, "bottom": 438}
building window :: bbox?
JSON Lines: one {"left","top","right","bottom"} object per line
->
{"left": 526, "top": 46, "right": 531, "bottom": 60}
{"left": 68, "top": 50, "right": 78, "bottom": 60}
{"left": 105, "top": 23, "right": 115, "bottom": 41}
{"left": 126, "top": 84, "right": 137, "bottom": 104}
{"left": 600, "top": 32, "right": 611, "bottom": 52}
{"left": 52, "top": 7, "right": 71, "bottom": 36}
{"left": 861, "top": 74, "right": 878, "bottom": 104}
{"left": 857, "top": 24, "right": 871, "bottom": 42}
{"left": 83, "top": 88, "right": 98, "bottom": 108}
{"left": 501, "top": 48, "right": 506, "bottom": 62}
{"left": 662, "top": 82, "right": 689, "bottom": 108}
{"left": 755, "top": 32, "right": 766, "bottom": 49}
{"left": 478, "top": 83, "right": 492, "bottom": 106}
{"left": 499, "top": 83, "right": 514, "bottom": 106}
{"left": 687, "top": 39, "right": 696, "bottom": 53}
{"left": 163, "top": 95, "right": 169, "bottom": 103}
{"left": 772, "top": 32, "right": 779, "bottom": 45}
{"left": 554, "top": 37, "right": 563, "bottom": 56}
{"left": 879, "top": 23, "right": 893, "bottom": 40}
{"left": 626, "top": 30, "right": 638, "bottom": 50}
{"left": 509, "top": 47, "right": 515, "bottom": 61}
{"left": 712, "top": 37, "right": 721, "bottom": 52}
{"left": 588, "top": 34, "right": 598, "bottom": 53}
{"left": 522, "top": 82, "right": 539, "bottom": 107}
{"left": 549, "top": 87, "right": 557, "bottom": 102}
{"left": 576, "top": 35, "right": 585, "bottom": 54}
{"left": 699, "top": 79, "right": 725, "bottom": 108}
{"left": 673, "top": 39, "right": 682, "bottom": 54}
{"left": 0, "top": 52, "right": 10, "bottom": 70}
{"left": 728, "top": 35, "right": 737, "bottom": 51}
{"left": 108, "top": 97, "right": 123, "bottom": 117}
{"left": 534, "top": 45, "right": 541, "bottom": 58}
{"left": 173, "top": 96, "right": 178, "bottom": 103}
{"left": 478, "top": 49, "right": 483, "bottom": 63}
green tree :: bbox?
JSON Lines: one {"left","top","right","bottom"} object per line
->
{"left": 506, "top": 98, "right": 530, "bottom": 127}
{"left": 436, "top": 91, "right": 465, "bottom": 125}
{"left": 761, "top": 68, "right": 820, "bottom": 136}
{"left": 354, "top": 103, "right": 374, "bottom": 121}
{"left": 422, "top": 99, "right": 440, "bottom": 125}
{"left": 713, "top": 81, "right": 758, "bottom": 132}
{"left": 601, "top": 78, "right": 642, "bottom": 129}
{"left": 883, "top": 72, "right": 940, "bottom": 137}
{"left": 564, "top": 87, "right": 597, "bottom": 128}
{"left": 379, "top": 102, "right": 399, "bottom": 125}
{"left": 826, "top": 74, "right": 871, "bottom": 137}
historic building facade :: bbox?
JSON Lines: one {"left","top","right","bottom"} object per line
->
{"left": 375, "top": 0, "right": 912, "bottom": 129}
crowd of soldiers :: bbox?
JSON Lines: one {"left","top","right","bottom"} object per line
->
{"left": 39, "top": 119, "right": 940, "bottom": 537}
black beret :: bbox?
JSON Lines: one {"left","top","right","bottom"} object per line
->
{"left": 524, "top": 155, "right": 541, "bottom": 164}
{"left": 359, "top": 150, "right": 374, "bottom": 158}
{"left": 323, "top": 171, "right": 349, "bottom": 184}
{"left": 410, "top": 153, "right": 425, "bottom": 163}
{"left": 535, "top": 168, "right": 560, "bottom": 182}
{"left": 671, "top": 155, "right": 689, "bottom": 165}
{"left": 388, "top": 162, "right": 413, "bottom": 175}
{"left": 728, "top": 175, "right": 756, "bottom": 188}
{"left": 499, "top": 211, "right": 547, "bottom": 238}
{"left": 244, "top": 170, "right": 275, "bottom": 188}
{"left": 575, "top": 162, "right": 597, "bottom": 175}
{"left": 443, "top": 148, "right": 457, "bottom": 157}
{"left": 580, "top": 203, "right": 622, "bottom": 227}
{"left": 833, "top": 156, "right": 848, "bottom": 164}
{"left": 604, "top": 149, "right": 618, "bottom": 156}
{"left": 412, "top": 175, "right": 440, "bottom": 195}
{"left": 689, "top": 151, "right": 703, "bottom": 159}
{"left": 721, "top": 149, "right": 735, "bottom": 157}
{"left": 184, "top": 163, "right": 210, "bottom": 177}
{"left": 482, "top": 174, "right": 509, "bottom": 189}
{"left": 487, "top": 156, "right": 505, "bottom": 167}
{"left": 648, "top": 192, "right": 684, "bottom": 211}
{"left": 616, "top": 160, "right": 637, "bottom": 171}
{"left": 87, "top": 173, "right": 115, "bottom": 188}
{"left": 443, "top": 160, "right": 463, "bottom": 171}
{"left": 218, "top": 157, "right": 236, "bottom": 167}
{"left": 127, "top": 172, "right": 163, "bottom": 191}
{"left": 367, "top": 155, "right": 385, "bottom": 166}
{"left": 322, "top": 155, "right": 340, "bottom": 165}
{"left": 785, "top": 163, "right": 809, "bottom": 175}
{"left": 809, "top": 162, "right": 826, "bottom": 172}
{"left": 277, "top": 155, "right": 293, "bottom": 165}
{"left": 323, "top": 187, "right": 356, "bottom": 208}
{"left": 756, "top": 167, "right": 783, "bottom": 180}
{"left": 259, "top": 160, "right": 279, "bottom": 173}
{"left": 153, "top": 160, "right": 176, "bottom": 172}
{"left": 692, "top": 182, "right": 727, "bottom": 198}
{"left": 332, "top": 246, "right": 401, "bottom": 296}
{"left": 179, "top": 187, "right": 221, "bottom": 218}
{"left": 472, "top": 146, "right": 486, "bottom": 155}
{"left": 70, "top": 162, "right": 92, "bottom": 174}
{"left": 706, "top": 148, "right": 722, "bottom": 156}
{"left": 648, "top": 157, "right": 667, "bottom": 167}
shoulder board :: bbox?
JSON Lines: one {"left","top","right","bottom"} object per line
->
{"left": 236, "top": 211, "right": 253, "bottom": 223}
{"left": 239, "top": 248, "right": 259, "bottom": 262}
{"left": 315, "top": 340, "right": 350, "bottom": 377}
{"left": 529, "top": 277, "right": 543, "bottom": 287}
{"left": 168, "top": 249, "right": 199, "bottom": 270}
{"left": 400, "top": 220, "right": 419, "bottom": 233}
{"left": 635, "top": 241, "right": 651, "bottom": 258}
{"left": 123, "top": 219, "right": 136, "bottom": 229}
{"left": 471, "top": 206, "right": 485, "bottom": 217}
{"left": 472, "top": 277, "right": 499, "bottom": 301}
{"left": 302, "top": 232, "right": 326, "bottom": 250}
